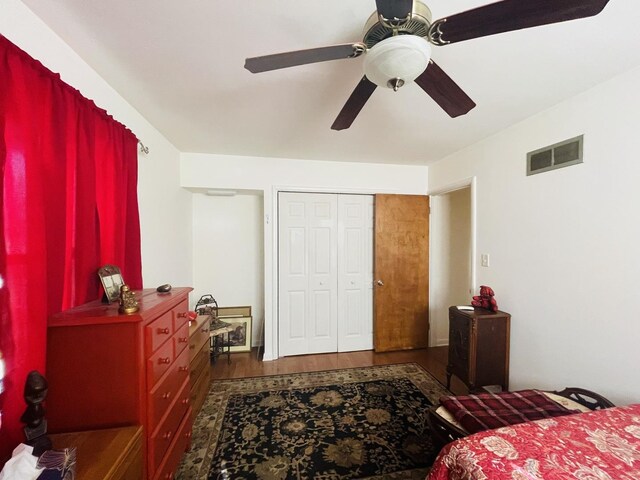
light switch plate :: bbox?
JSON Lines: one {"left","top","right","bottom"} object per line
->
{"left": 481, "top": 254, "right": 490, "bottom": 267}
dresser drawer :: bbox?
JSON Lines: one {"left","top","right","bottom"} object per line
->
{"left": 153, "top": 409, "right": 192, "bottom": 480}
{"left": 149, "top": 372, "right": 181, "bottom": 432}
{"left": 189, "top": 320, "right": 210, "bottom": 360}
{"left": 190, "top": 341, "right": 209, "bottom": 383}
{"left": 149, "top": 346, "right": 190, "bottom": 430}
{"left": 150, "top": 378, "right": 190, "bottom": 475}
{"left": 173, "top": 321, "right": 190, "bottom": 358}
{"left": 171, "top": 299, "right": 190, "bottom": 332}
{"left": 146, "top": 311, "right": 174, "bottom": 354}
{"left": 190, "top": 359, "right": 210, "bottom": 418}
{"left": 148, "top": 340, "right": 175, "bottom": 388}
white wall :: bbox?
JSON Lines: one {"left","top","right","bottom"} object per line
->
{"left": 192, "top": 193, "right": 264, "bottom": 346}
{"left": 430, "top": 187, "right": 472, "bottom": 346}
{"left": 181, "top": 153, "right": 428, "bottom": 360}
{"left": 1, "top": 0, "right": 193, "bottom": 288}
{"left": 428, "top": 64, "right": 640, "bottom": 405}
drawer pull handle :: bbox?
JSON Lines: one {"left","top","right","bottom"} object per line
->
{"left": 178, "top": 366, "right": 188, "bottom": 372}
{"left": 162, "top": 431, "right": 172, "bottom": 440}
{"left": 201, "top": 327, "right": 209, "bottom": 333}
{"left": 177, "top": 312, "right": 188, "bottom": 318}
{"left": 185, "top": 432, "right": 192, "bottom": 439}
{"left": 159, "top": 357, "right": 171, "bottom": 365}
{"left": 162, "top": 392, "right": 172, "bottom": 400}
{"left": 178, "top": 336, "right": 188, "bottom": 343}
{"left": 165, "top": 474, "right": 173, "bottom": 480}
{"left": 158, "top": 328, "right": 170, "bottom": 335}
{"left": 181, "top": 398, "right": 189, "bottom": 405}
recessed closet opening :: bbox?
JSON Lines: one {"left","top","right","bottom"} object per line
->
{"left": 192, "top": 190, "right": 265, "bottom": 349}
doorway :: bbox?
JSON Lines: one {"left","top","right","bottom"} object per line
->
{"left": 429, "top": 185, "right": 474, "bottom": 347}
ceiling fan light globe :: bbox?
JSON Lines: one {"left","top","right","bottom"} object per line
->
{"left": 363, "top": 35, "right": 432, "bottom": 89}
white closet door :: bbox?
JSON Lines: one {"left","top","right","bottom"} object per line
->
{"left": 278, "top": 193, "right": 338, "bottom": 356}
{"left": 337, "top": 195, "right": 374, "bottom": 352}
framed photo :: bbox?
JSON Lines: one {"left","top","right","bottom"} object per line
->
{"left": 98, "top": 264, "right": 125, "bottom": 303}
{"left": 226, "top": 316, "right": 252, "bottom": 353}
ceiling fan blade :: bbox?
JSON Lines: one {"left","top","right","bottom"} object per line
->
{"left": 245, "top": 43, "right": 365, "bottom": 73}
{"left": 331, "top": 77, "right": 377, "bottom": 131}
{"left": 375, "top": 0, "right": 413, "bottom": 21}
{"left": 415, "top": 61, "right": 476, "bottom": 118}
{"left": 429, "top": 0, "right": 611, "bottom": 45}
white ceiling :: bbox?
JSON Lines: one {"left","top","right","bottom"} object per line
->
{"left": 21, "top": 0, "right": 640, "bottom": 165}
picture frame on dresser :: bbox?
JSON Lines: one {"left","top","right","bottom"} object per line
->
{"left": 97, "top": 264, "right": 125, "bottom": 303}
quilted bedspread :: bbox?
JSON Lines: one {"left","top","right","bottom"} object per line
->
{"left": 427, "top": 404, "right": 640, "bottom": 480}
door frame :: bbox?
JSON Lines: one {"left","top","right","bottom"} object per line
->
{"left": 427, "top": 177, "right": 477, "bottom": 347}
{"left": 271, "top": 185, "right": 383, "bottom": 359}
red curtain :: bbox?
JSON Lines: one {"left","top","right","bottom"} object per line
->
{"left": 0, "top": 35, "right": 142, "bottom": 459}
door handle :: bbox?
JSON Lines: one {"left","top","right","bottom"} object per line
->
{"left": 376, "top": 280, "right": 384, "bottom": 286}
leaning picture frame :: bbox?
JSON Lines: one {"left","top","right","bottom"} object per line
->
{"left": 98, "top": 264, "right": 125, "bottom": 303}
{"left": 226, "top": 316, "right": 252, "bottom": 353}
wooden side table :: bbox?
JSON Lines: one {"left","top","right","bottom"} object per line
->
{"left": 447, "top": 306, "right": 511, "bottom": 392}
{"left": 49, "top": 426, "right": 142, "bottom": 480}
{"left": 210, "top": 325, "right": 233, "bottom": 364}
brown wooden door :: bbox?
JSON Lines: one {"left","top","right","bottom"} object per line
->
{"left": 374, "top": 194, "right": 429, "bottom": 352}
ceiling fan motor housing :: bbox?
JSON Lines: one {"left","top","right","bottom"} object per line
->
{"left": 362, "top": 0, "right": 433, "bottom": 48}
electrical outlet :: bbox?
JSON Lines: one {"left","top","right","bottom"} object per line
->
{"left": 481, "top": 253, "right": 490, "bottom": 267}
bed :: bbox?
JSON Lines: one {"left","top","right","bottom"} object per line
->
{"left": 427, "top": 388, "right": 615, "bottom": 446}
{"left": 427, "top": 403, "right": 640, "bottom": 480}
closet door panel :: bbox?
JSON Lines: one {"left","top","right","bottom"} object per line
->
{"left": 306, "top": 196, "right": 338, "bottom": 353}
{"left": 279, "top": 193, "right": 338, "bottom": 356}
{"left": 287, "top": 291, "right": 306, "bottom": 340}
{"left": 338, "top": 195, "right": 374, "bottom": 352}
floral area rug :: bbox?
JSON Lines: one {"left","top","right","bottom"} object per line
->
{"left": 177, "top": 363, "right": 450, "bottom": 480}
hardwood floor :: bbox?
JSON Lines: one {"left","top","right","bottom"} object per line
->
{"left": 210, "top": 346, "right": 469, "bottom": 395}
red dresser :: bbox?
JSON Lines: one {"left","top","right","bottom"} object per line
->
{"left": 47, "top": 288, "right": 193, "bottom": 480}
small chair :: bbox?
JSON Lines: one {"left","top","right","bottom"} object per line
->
{"left": 427, "top": 387, "right": 615, "bottom": 446}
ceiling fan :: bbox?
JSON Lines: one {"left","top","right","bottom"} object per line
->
{"left": 245, "top": 0, "right": 611, "bottom": 131}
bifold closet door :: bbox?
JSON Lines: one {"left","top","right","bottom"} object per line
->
{"left": 278, "top": 193, "right": 338, "bottom": 357}
{"left": 337, "top": 195, "right": 374, "bottom": 352}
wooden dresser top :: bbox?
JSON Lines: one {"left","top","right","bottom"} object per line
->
{"left": 50, "top": 426, "right": 142, "bottom": 480}
{"left": 49, "top": 287, "right": 192, "bottom": 328}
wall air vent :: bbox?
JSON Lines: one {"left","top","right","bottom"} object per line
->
{"left": 527, "top": 135, "right": 583, "bottom": 176}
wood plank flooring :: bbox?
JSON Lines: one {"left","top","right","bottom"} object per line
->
{"left": 210, "top": 347, "right": 468, "bottom": 395}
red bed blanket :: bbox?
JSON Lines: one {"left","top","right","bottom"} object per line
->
{"left": 427, "top": 404, "right": 640, "bottom": 480}
{"left": 440, "top": 389, "right": 580, "bottom": 433}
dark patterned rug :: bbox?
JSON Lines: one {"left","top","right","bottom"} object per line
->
{"left": 177, "top": 363, "right": 450, "bottom": 480}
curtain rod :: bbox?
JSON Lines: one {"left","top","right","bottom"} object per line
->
{"left": 138, "top": 140, "right": 149, "bottom": 154}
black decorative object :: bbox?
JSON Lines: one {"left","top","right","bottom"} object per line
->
{"left": 195, "top": 294, "right": 218, "bottom": 317}
{"left": 156, "top": 283, "right": 172, "bottom": 293}
{"left": 20, "top": 370, "right": 52, "bottom": 456}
